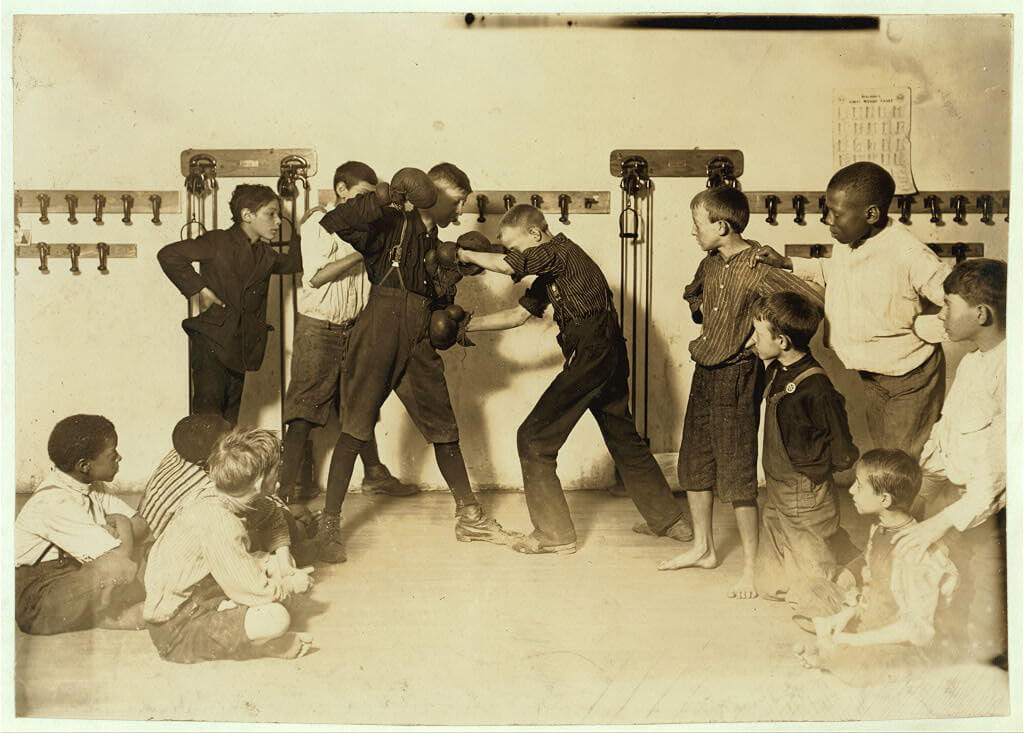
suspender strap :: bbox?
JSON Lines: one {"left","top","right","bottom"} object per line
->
{"left": 767, "top": 366, "right": 827, "bottom": 406}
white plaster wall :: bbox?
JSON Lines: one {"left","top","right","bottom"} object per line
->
{"left": 12, "top": 13, "right": 1013, "bottom": 491}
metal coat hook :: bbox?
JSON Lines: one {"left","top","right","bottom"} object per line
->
{"left": 809, "top": 244, "right": 827, "bottom": 259}
{"left": 898, "top": 195, "right": 913, "bottom": 225}
{"left": 15, "top": 194, "right": 22, "bottom": 228}
{"left": 68, "top": 243, "right": 81, "bottom": 274}
{"left": 1004, "top": 197, "right": 1010, "bottom": 223}
{"left": 951, "top": 195, "right": 967, "bottom": 225}
{"left": 818, "top": 195, "right": 828, "bottom": 224}
{"left": 558, "top": 194, "right": 571, "bottom": 224}
{"left": 792, "top": 195, "right": 806, "bottom": 225}
{"left": 952, "top": 242, "right": 968, "bottom": 263}
{"left": 978, "top": 195, "right": 994, "bottom": 225}
{"left": 38, "top": 193, "right": 50, "bottom": 224}
{"left": 37, "top": 243, "right": 50, "bottom": 273}
{"left": 150, "top": 194, "right": 162, "bottom": 224}
{"left": 97, "top": 242, "right": 110, "bottom": 273}
{"left": 584, "top": 196, "right": 598, "bottom": 209}
{"left": 476, "top": 194, "right": 488, "bottom": 223}
{"left": 65, "top": 194, "right": 79, "bottom": 224}
{"left": 503, "top": 194, "right": 515, "bottom": 212}
{"left": 621, "top": 156, "right": 650, "bottom": 195}
{"left": 530, "top": 194, "right": 543, "bottom": 209}
{"left": 765, "top": 195, "right": 779, "bottom": 225}
{"left": 121, "top": 194, "right": 134, "bottom": 224}
{"left": 93, "top": 194, "right": 106, "bottom": 224}
{"left": 925, "top": 195, "right": 942, "bottom": 224}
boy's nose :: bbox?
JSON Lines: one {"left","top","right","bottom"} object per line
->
{"left": 743, "top": 335, "right": 755, "bottom": 350}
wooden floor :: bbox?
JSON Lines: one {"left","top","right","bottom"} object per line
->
{"left": 13, "top": 490, "right": 1011, "bottom": 726}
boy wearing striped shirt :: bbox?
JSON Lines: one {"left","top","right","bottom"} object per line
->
{"left": 659, "top": 187, "right": 823, "bottom": 600}
{"left": 458, "top": 204, "right": 692, "bottom": 554}
{"left": 143, "top": 428, "right": 314, "bottom": 663}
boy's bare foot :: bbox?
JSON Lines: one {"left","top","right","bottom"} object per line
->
{"left": 657, "top": 545, "right": 718, "bottom": 571}
{"left": 262, "top": 632, "right": 314, "bottom": 659}
{"left": 727, "top": 567, "right": 757, "bottom": 599}
{"left": 792, "top": 642, "right": 821, "bottom": 669}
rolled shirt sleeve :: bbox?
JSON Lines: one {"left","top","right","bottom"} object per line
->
{"left": 300, "top": 209, "right": 336, "bottom": 290}
{"left": 891, "top": 538, "right": 959, "bottom": 646}
{"left": 908, "top": 245, "right": 952, "bottom": 308}
{"left": 791, "top": 256, "right": 830, "bottom": 289}
{"left": 18, "top": 492, "right": 121, "bottom": 564}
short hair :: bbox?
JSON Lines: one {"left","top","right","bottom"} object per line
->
{"left": 499, "top": 204, "right": 549, "bottom": 234}
{"left": 172, "top": 414, "right": 232, "bottom": 466}
{"left": 48, "top": 414, "right": 117, "bottom": 473}
{"left": 206, "top": 428, "right": 281, "bottom": 497}
{"left": 827, "top": 161, "right": 896, "bottom": 213}
{"left": 690, "top": 186, "right": 750, "bottom": 233}
{"left": 428, "top": 162, "right": 472, "bottom": 195}
{"left": 229, "top": 184, "right": 279, "bottom": 223}
{"left": 752, "top": 291, "right": 823, "bottom": 351}
{"left": 333, "top": 161, "right": 377, "bottom": 191}
{"left": 857, "top": 448, "right": 921, "bottom": 512}
{"left": 943, "top": 257, "right": 1007, "bottom": 329}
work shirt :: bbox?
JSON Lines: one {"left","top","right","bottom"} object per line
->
{"left": 765, "top": 354, "right": 859, "bottom": 483}
{"left": 506, "top": 233, "right": 613, "bottom": 330}
{"left": 143, "top": 489, "right": 287, "bottom": 623}
{"left": 685, "top": 243, "right": 824, "bottom": 368}
{"left": 15, "top": 469, "right": 138, "bottom": 566}
{"left": 791, "top": 219, "right": 950, "bottom": 376}
{"left": 297, "top": 207, "right": 369, "bottom": 324}
{"left": 921, "top": 339, "right": 1006, "bottom": 532}
{"left": 318, "top": 192, "right": 439, "bottom": 299}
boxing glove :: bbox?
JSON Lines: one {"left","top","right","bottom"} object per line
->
{"left": 390, "top": 167, "right": 437, "bottom": 209}
{"left": 428, "top": 309, "right": 458, "bottom": 350}
{"left": 456, "top": 231, "right": 508, "bottom": 254}
{"left": 424, "top": 248, "right": 439, "bottom": 277}
{"left": 436, "top": 241, "right": 459, "bottom": 268}
{"left": 444, "top": 304, "right": 465, "bottom": 322}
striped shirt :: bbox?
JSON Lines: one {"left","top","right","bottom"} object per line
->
{"left": 296, "top": 207, "right": 370, "bottom": 325}
{"left": 137, "top": 450, "right": 215, "bottom": 539}
{"left": 143, "top": 489, "right": 287, "bottom": 623}
{"left": 506, "top": 233, "right": 613, "bottom": 330}
{"left": 685, "top": 243, "right": 824, "bottom": 367}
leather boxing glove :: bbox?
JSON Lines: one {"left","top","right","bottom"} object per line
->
{"left": 456, "top": 231, "right": 507, "bottom": 254}
{"left": 424, "top": 248, "right": 439, "bottom": 277}
{"left": 428, "top": 310, "right": 458, "bottom": 350}
{"left": 444, "top": 304, "right": 465, "bottom": 322}
{"left": 390, "top": 168, "right": 438, "bottom": 209}
{"left": 436, "top": 241, "right": 459, "bottom": 268}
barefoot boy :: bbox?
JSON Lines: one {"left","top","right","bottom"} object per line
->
{"left": 659, "top": 187, "right": 822, "bottom": 599}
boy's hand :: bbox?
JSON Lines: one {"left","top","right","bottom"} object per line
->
{"left": 197, "top": 286, "right": 224, "bottom": 311}
{"left": 892, "top": 514, "right": 951, "bottom": 564}
{"left": 456, "top": 312, "right": 475, "bottom": 347}
{"left": 104, "top": 516, "right": 122, "bottom": 540}
{"left": 284, "top": 566, "right": 314, "bottom": 594}
{"left": 750, "top": 245, "right": 791, "bottom": 270}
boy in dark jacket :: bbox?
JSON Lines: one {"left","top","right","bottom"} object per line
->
{"left": 158, "top": 184, "right": 302, "bottom": 424}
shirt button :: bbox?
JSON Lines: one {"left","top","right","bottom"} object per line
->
{"left": 702, "top": 336, "right": 708, "bottom": 340}
{"left": 719, "top": 284, "right": 724, "bottom": 289}
{"left": 713, "top": 307, "right": 718, "bottom": 311}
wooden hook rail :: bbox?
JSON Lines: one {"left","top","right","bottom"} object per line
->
{"left": 317, "top": 189, "right": 612, "bottom": 219}
{"left": 15, "top": 190, "right": 180, "bottom": 224}
{"left": 784, "top": 242, "right": 984, "bottom": 261}
{"left": 609, "top": 149, "right": 745, "bottom": 178}
{"left": 746, "top": 190, "right": 1010, "bottom": 224}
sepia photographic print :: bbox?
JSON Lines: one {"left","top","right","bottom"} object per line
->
{"left": 2, "top": 2, "right": 1021, "bottom": 731}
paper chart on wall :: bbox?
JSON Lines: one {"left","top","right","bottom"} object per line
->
{"left": 833, "top": 87, "right": 916, "bottom": 195}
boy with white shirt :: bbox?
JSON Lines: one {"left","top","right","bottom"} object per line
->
{"left": 753, "top": 162, "right": 951, "bottom": 458}
{"left": 891, "top": 258, "right": 1007, "bottom": 664}
{"left": 277, "top": 161, "right": 416, "bottom": 510}
{"left": 15, "top": 415, "right": 149, "bottom": 634}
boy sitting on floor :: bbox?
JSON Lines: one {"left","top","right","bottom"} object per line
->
{"left": 15, "top": 415, "right": 149, "bottom": 634}
{"left": 793, "top": 449, "right": 959, "bottom": 687}
{"left": 143, "top": 428, "right": 314, "bottom": 663}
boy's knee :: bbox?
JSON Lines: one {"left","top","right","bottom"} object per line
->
{"left": 91, "top": 554, "right": 139, "bottom": 586}
{"left": 244, "top": 602, "right": 291, "bottom": 643}
{"left": 516, "top": 423, "right": 545, "bottom": 460}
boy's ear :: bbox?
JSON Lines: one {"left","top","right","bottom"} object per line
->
{"left": 529, "top": 226, "right": 543, "bottom": 242}
{"left": 717, "top": 220, "right": 731, "bottom": 236}
{"left": 778, "top": 333, "right": 793, "bottom": 352}
{"left": 334, "top": 182, "right": 349, "bottom": 199}
{"left": 240, "top": 207, "right": 254, "bottom": 222}
{"left": 880, "top": 491, "right": 893, "bottom": 509}
{"left": 978, "top": 303, "right": 995, "bottom": 327}
{"left": 865, "top": 203, "right": 883, "bottom": 226}
{"left": 73, "top": 457, "right": 91, "bottom": 474}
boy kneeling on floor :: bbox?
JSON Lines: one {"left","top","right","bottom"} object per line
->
{"left": 15, "top": 414, "right": 149, "bottom": 634}
{"left": 143, "top": 428, "right": 314, "bottom": 663}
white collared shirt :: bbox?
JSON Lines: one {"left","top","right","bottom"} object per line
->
{"left": 921, "top": 339, "right": 1006, "bottom": 532}
{"left": 792, "top": 219, "right": 951, "bottom": 376}
{"left": 15, "top": 468, "right": 138, "bottom": 566}
{"left": 295, "top": 207, "right": 369, "bottom": 325}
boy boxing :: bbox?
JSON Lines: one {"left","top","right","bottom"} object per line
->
{"left": 457, "top": 204, "right": 692, "bottom": 554}
{"left": 659, "top": 186, "right": 822, "bottom": 599}
{"left": 278, "top": 161, "right": 415, "bottom": 506}
{"left": 310, "top": 163, "right": 517, "bottom": 562}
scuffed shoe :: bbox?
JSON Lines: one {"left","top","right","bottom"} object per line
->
{"left": 312, "top": 512, "right": 347, "bottom": 564}
{"left": 454, "top": 504, "right": 522, "bottom": 545}
{"left": 632, "top": 516, "right": 694, "bottom": 543}
{"left": 511, "top": 534, "right": 577, "bottom": 555}
{"left": 361, "top": 465, "right": 420, "bottom": 497}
